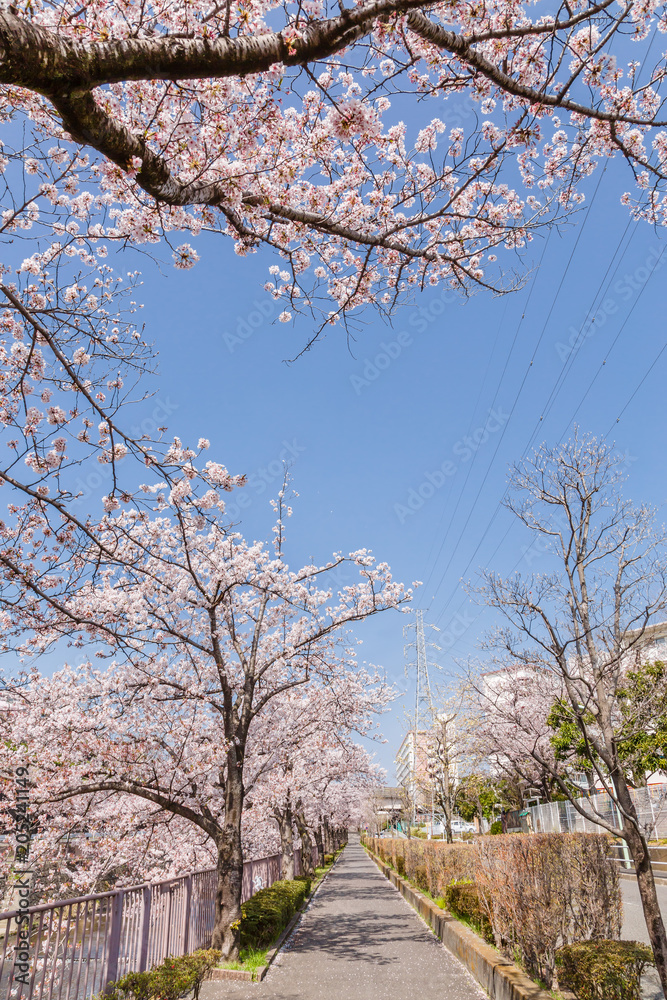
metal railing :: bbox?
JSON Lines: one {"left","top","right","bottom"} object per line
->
{"left": 503, "top": 784, "right": 667, "bottom": 840}
{"left": 609, "top": 854, "right": 667, "bottom": 878}
{"left": 0, "top": 845, "right": 316, "bottom": 1000}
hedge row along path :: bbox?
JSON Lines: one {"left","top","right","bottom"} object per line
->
{"left": 200, "top": 835, "right": 487, "bottom": 999}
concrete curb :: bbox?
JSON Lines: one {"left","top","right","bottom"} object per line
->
{"left": 364, "top": 847, "right": 555, "bottom": 1000}
{"left": 210, "top": 847, "right": 347, "bottom": 983}
{"left": 619, "top": 871, "right": 667, "bottom": 885}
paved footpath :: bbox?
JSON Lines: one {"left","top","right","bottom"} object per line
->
{"left": 201, "top": 835, "right": 487, "bottom": 1000}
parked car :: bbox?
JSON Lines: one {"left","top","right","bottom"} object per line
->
{"left": 430, "top": 818, "right": 476, "bottom": 836}
{"left": 451, "top": 818, "right": 476, "bottom": 834}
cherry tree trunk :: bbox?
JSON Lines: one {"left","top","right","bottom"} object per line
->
{"left": 615, "top": 776, "right": 667, "bottom": 996}
{"left": 296, "top": 814, "right": 315, "bottom": 876}
{"left": 442, "top": 794, "right": 453, "bottom": 843}
{"left": 277, "top": 807, "right": 295, "bottom": 880}
{"left": 314, "top": 826, "right": 324, "bottom": 865}
{"left": 474, "top": 796, "right": 485, "bottom": 834}
{"left": 212, "top": 756, "right": 245, "bottom": 960}
{"left": 212, "top": 834, "right": 243, "bottom": 959}
{"left": 322, "top": 816, "right": 332, "bottom": 854}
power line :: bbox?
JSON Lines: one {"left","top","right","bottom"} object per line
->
{"left": 606, "top": 337, "right": 667, "bottom": 434}
{"left": 428, "top": 170, "right": 610, "bottom": 621}
{"left": 523, "top": 220, "right": 638, "bottom": 452}
{"left": 429, "top": 180, "right": 654, "bottom": 633}
{"left": 424, "top": 26, "right": 666, "bottom": 642}
{"left": 562, "top": 245, "right": 666, "bottom": 435}
{"left": 417, "top": 246, "right": 547, "bottom": 605}
{"left": 433, "top": 250, "right": 667, "bottom": 656}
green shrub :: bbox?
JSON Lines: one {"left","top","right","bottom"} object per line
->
{"left": 323, "top": 853, "right": 334, "bottom": 865}
{"left": 105, "top": 973, "right": 152, "bottom": 1000}
{"left": 396, "top": 855, "right": 406, "bottom": 877}
{"left": 555, "top": 940, "right": 655, "bottom": 1000}
{"left": 445, "top": 881, "right": 493, "bottom": 943}
{"left": 240, "top": 878, "right": 308, "bottom": 948}
{"left": 106, "top": 949, "right": 221, "bottom": 1000}
{"left": 489, "top": 820, "right": 503, "bottom": 835}
{"left": 294, "top": 874, "right": 312, "bottom": 895}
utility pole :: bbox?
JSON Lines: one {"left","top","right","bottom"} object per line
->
{"left": 404, "top": 610, "right": 440, "bottom": 829}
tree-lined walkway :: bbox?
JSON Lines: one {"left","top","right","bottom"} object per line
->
{"left": 201, "top": 835, "right": 487, "bottom": 1000}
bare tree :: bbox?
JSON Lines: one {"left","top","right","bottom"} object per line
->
{"left": 425, "top": 688, "right": 476, "bottom": 841}
{"left": 474, "top": 432, "right": 667, "bottom": 994}
{"left": 428, "top": 710, "right": 457, "bottom": 842}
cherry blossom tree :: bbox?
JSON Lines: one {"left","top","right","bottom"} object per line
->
{"left": 0, "top": 676, "right": 380, "bottom": 907}
{"left": 474, "top": 432, "right": 667, "bottom": 994}
{"left": 267, "top": 728, "right": 382, "bottom": 875}
{"left": 228, "top": 679, "right": 386, "bottom": 878}
{"left": 0, "top": 171, "right": 404, "bottom": 959}
{"left": 0, "top": 485, "right": 407, "bottom": 959}
{"left": 469, "top": 663, "right": 571, "bottom": 805}
{"left": 0, "top": 0, "right": 667, "bottom": 338}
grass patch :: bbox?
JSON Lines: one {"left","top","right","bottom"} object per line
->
{"left": 219, "top": 946, "right": 268, "bottom": 973}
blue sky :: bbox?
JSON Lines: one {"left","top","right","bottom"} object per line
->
{"left": 112, "top": 159, "right": 667, "bottom": 783}
{"left": 27, "top": 154, "right": 660, "bottom": 784}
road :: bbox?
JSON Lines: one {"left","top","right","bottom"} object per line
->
{"left": 622, "top": 879, "right": 667, "bottom": 999}
{"left": 622, "top": 879, "right": 667, "bottom": 944}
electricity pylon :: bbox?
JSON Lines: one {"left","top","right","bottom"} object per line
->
{"left": 403, "top": 610, "right": 440, "bottom": 824}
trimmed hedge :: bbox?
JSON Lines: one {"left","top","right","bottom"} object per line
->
{"left": 555, "top": 940, "right": 655, "bottom": 1000}
{"left": 294, "top": 874, "right": 312, "bottom": 895}
{"left": 240, "top": 878, "right": 308, "bottom": 948}
{"left": 106, "top": 949, "right": 221, "bottom": 1000}
{"left": 475, "top": 832, "right": 621, "bottom": 987}
{"left": 444, "top": 881, "right": 493, "bottom": 943}
{"left": 369, "top": 836, "right": 474, "bottom": 897}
